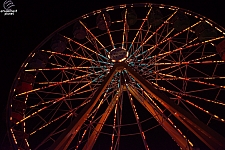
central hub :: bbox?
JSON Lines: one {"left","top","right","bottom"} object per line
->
{"left": 108, "top": 47, "right": 128, "bottom": 62}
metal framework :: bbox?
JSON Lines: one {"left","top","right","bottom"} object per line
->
{"left": 7, "top": 3, "right": 225, "bottom": 150}
{"left": 49, "top": 62, "right": 225, "bottom": 150}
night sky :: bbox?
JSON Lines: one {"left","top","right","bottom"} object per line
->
{"left": 1, "top": 0, "right": 225, "bottom": 149}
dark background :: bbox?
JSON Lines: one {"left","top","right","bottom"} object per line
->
{"left": 1, "top": 0, "right": 225, "bottom": 149}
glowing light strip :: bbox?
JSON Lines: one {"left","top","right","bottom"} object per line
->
{"left": 103, "top": 13, "right": 114, "bottom": 48}
{"left": 155, "top": 72, "right": 225, "bottom": 89}
{"left": 139, "top": 9, "right": 178, "bottom": 50}
{"left": 147, "top": 76, "right": 225, "bottom": 81}
{"left": 134, "top": 60, "right": 224, "bottom": 66}
{"left": 79, "top": 20, "right": 108, "bottom": 53}
{"left": 42, "top": 50, "right": 93, "bottom": 61}
{"left": 144, "top": 36, "right": 224, "bottom": 65}
{"left": 135, "top": 54, "right": 218, "bottom": 78}
{"left": 137, "top": 40, "right": 214, "bottom": 64}
{"left": 30, "top": 72, "right": 106, "bottom": 108}
{"left": 16, "top": 106, "right": 47, "bottom": 125}
{"left": 87, "top": 87, "right": 117, "bottom": 118}
{"left": 134, "top": 27, "right": 174, "bottom": 63}
{"left": 122, "top": 9, "right": 127, "bottom": 49}
{"left": 188, "top": 54, "right": 217, "bottom": 62}
{"left": 16, "top": 70, "right": 105, "bottom": 96}
{"left": 134, "top": 21, "right": 202, "bottom": 59}
{"left": 184, "top": 99, "right": 224, "bottom": 122}
{"left": 25, "top": 66, "right": 106, "bottom": 72}
{"left": 111, "top": 99, "right": 118, "bottom": 150}
{"left": 30, "top": 109, "right": 74, "bottom": 135}
{"left": 44, "top": 49, "right": 111, "bottom": 68}
{"left": 152, "top": 82, "right": 225, "bottom": 106}
{"left": 154, "top": 84, "right": 225, "bottom": 122}
{"left": 127, "top": 87, "right": 150, "bottom": 150}
{"left": 75, "top": 128, "right": 87, "bottom": 150}
{"left": 64, "top": 36, "right": 108, "bottom": 60}
{"left": 16, "top": 72, "right": 106, "bottom": 125}
{"left": 128, "top": 6, "right": 152, "bottom": 51}
{"left": 128, "top": 9, "right": 178, "bottom": 60}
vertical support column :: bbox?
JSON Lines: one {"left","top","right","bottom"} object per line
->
{"left": 126, "top": 85, "right": 150, "bottom": 150}
{"left": 123, "top": 62, "right": 225, "bottom": 149}
{"left": 49, "top": 63, "right": 122, "bottom": 150}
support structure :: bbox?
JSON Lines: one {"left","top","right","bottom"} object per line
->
{"left": 127, "top": 85, "right": 192, "bottom": 149}
{"left": 82, "top": 88, "right": 123, "bottom": 150}
{"left": 49, "top": 63, "right": 123, "bottom": 150}
{"left": 50, "top": 62, "right": 225, "bottom": 150}
{"left": 124, "top": 62, "right": 225, "bottom": 150}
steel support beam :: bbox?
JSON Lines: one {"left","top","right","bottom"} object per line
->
{"left": 126, "top": 85, "right": 149, "bottom": 150}
{"left": 123, "top": 62, "right": 225, "bottom": 150}
{"left": 127, "top": 85, "right": 192, "bottom": 149}
{"left": 49, "top": 63, "right": 123, "bottom": 150}
{"left": 83, "top": 88, "right": 123, "bottom": 150}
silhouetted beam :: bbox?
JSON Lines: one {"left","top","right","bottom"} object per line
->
{"left": 123, "top": 62, "right": 225, "bottom": 150}
{"left": 127, "top": 85, "right": 192, "bottom": 150}
{"left": 49, "top": 63, "right": 123, "bottom": 150}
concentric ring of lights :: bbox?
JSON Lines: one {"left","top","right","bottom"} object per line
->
{"left": 108, "top": 47, "right": 128, "bottom": 62}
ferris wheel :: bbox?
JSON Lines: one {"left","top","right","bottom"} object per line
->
{"left": 7, "top": 3, "right": 225, "bottom": 150}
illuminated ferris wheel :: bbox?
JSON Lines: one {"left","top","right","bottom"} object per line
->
{"left": 7, "top": 3, "right": 225, "bottom": 150}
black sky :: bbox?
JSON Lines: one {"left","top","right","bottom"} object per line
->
{"left": 1, "top": 0, "right": 225, "bottom": 149}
